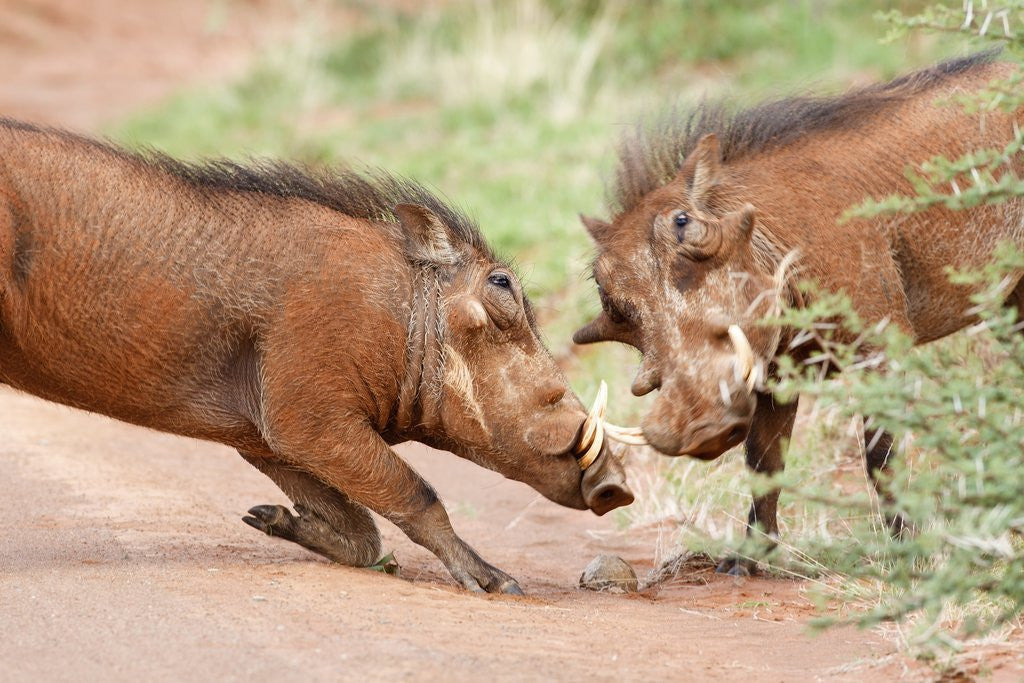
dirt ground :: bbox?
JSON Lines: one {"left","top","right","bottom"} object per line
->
{"left": 0, "top": 387, "right": 895, "bottom": 682}
{"left": 0, "top": 0, "right": 298, "bottom": 130}
{"left": 0, "top": 1, "right": 1021, "bottom": 681}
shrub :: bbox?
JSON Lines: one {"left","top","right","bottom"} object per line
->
{"left": 759, "top": 1, "right": 1024, "bottom": 662}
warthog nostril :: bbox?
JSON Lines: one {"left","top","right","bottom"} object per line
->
{"left": 676, "top": 419, "right": 749, "bottom": 458}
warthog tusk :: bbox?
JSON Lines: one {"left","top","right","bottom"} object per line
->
{"left": 772, "top": 249, "right": 800, "bottom": 318}
{"left": 603, "top": 423, "right": 647, "bottom": 445}
{"left": 727, "top": 324, "right": 759, "bottom": 393}
{"left": 574, "top": 381, "right": 647, "bottom": 470}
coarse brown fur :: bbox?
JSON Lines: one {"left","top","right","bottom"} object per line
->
{"left": 575, "top": 53, "right": 1024, "bottom": 573}
{"left": 0, "top": 119, "right": 633, "bottom": 593}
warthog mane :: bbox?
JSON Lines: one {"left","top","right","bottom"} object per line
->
{"left": 610, "top": 49, "right": 1000, "bottom": 218}
{"left": 0, "top": 117, "right": 497, "bottom": 266}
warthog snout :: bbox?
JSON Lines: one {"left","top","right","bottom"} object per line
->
{"left": 652, "top": 416, "right": 749, "bottom": 460}
{"left": 642, "top": 408, "right": 750, "bottom": 459}
{"left": 580, "top": 442, "right": 634, "bottom": 515}
{"left": 642, "top": 349, "right": 756, "bottom": 459}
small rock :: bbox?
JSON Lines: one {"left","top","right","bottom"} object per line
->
{"left": 579, "top": 555, "right": 639, "bottom": 593}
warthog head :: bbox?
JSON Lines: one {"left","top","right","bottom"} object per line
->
{"left": 573, "top": 134, "right": 781, "bottom": 459}
{"left": 393, "top": 204, "right": 633, "bottom": 514}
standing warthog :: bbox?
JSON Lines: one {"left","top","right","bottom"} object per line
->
{"left": 0, "top": 119, "right": 634, "bottom": 594}
{"left": 573, "top": 52, "right": 1024, "bottom": 574}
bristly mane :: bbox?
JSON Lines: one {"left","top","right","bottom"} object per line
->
{"left": 610, "top": 50, "right": 1000, "bottom": 217}
{"left": 0, "top": 117, "right": 496, "bottom": 263}
{"left": 156, "top": 157, "right": 498, "bottom": 262}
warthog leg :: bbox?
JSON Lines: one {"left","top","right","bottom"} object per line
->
{"left": 717, "top": 391, "right": 798, "bottom": 577}
{"left": 250, "top": 429, "right": 523, "bottom": 595}
{"left": 239, "top": 452, "right": 382, "bottom": 567}
{"left": 863, "top": 428, "right": 909, "bottom": 539}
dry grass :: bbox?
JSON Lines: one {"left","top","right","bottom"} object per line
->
{"left": 383, "top": 0, "right": 621, "bottom": 123}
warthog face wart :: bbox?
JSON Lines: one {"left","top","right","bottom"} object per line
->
{"left": 574, "top": 135, "right": 779, "bottom": 459}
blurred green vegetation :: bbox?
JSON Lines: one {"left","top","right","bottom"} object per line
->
{"left": 111, "top": 0, "right": 960, "bottom": 412}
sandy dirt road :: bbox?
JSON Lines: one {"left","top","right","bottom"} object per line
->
{"left": 2, "top": 387, "right": 897, "bottom": 682}
{"left": 0, "top": 0, "right": 295, "bottom": 130}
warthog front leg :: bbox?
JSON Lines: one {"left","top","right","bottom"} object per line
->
{"left": 268, "top": 429, "right": 523, "bottom": 595}
{"left": 717, "top": 392, "right": 798, "bottom": 577}
{"left": 393, "top": 497, "right": 523, "bottom": 594}
{"left": 239, "top": 452, "right": 382, "bottom": 567}
{"left": 863, "top": 427, "right": 909, "bottom": 538}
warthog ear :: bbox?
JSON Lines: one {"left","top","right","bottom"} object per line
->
{"left": 579, "top": 214, "right": 612, "bottom": 244}
{"left": 678, "top": 133, "right": 721, "bottom": 211}
{"left": 394, "top": 203, "right": 458, "bottom": 265}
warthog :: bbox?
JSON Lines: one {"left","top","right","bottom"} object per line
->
{"left": 574, "top": 52, "right": 1024, "bottom": 573}
{"left": 0, "top": 118, "right": 634, "bottom": 594}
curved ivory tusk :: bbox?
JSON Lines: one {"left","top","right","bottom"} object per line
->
{"left": 772, "top": 249, "right": 800, "bottom": 317}
{"left": 603, "top": 423, "right": 647, "bottom": 446}
{"left": 574, "top": 381, "right": 647, "bottom": 469}
{"left": 727, "top": 324, "right": 758, "bottom": 393}
{"left": 723, "top": 251, "right": 796, "bottom": 398}
{"left": 576, "top": 381, "right": 606, "bottom": 470}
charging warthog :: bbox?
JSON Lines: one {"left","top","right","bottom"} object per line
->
{"left": 574, "top": 52, "right": 1024, "bottom": 573}
{"left": 0, "top": 119, "right": 633, "bottom": 594}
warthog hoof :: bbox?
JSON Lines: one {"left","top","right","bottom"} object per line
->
{"left": 242, "top": 503, "right": 381, "bottom": 567}
{"left": 449, "top": 564, "right": 524, "bottom": 595}
{"left": 715, "top": 556, "right": 756, "bottom": 577}
{"left": 243, "top": 504, "right": 302, "bottom": 540}
{"left": 887, "top": 513, "right": 912, "bottom": 540}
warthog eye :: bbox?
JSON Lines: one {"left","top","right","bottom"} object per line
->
{"left": 673, "top": 211, "right": 689, "bottom": 239}
{"left": 488, "top": 273, "right": 512, "bottom": 289}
